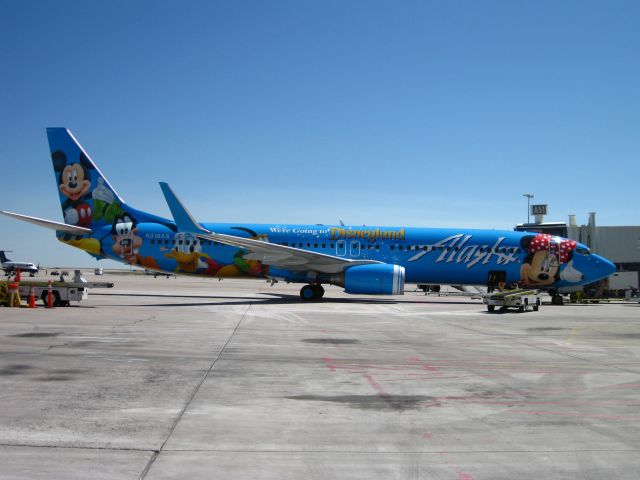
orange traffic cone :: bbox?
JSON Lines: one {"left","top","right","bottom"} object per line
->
{"left": 47, "top": 280, "right": 54, "bottom": 308}
{"left": 28, "top": 287, "right": 36, "bottom": 308}
{"left": 15, "top": 268, "right": 21, "bottom": 282}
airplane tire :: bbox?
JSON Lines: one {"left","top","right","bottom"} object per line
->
{"left": 551, "top": 295, "right": 564, "bottom": 306}
{"left": 312, "top": 284, "right": 325, "bottom": 299}
{"left": 300, "top": 285, "right": 316, "bottom": 301}
{"left": 41, "top": 291, "right": 62, "bottom": 306}
{"left": 487, "top": 305, "right": 495, "bottom": 312}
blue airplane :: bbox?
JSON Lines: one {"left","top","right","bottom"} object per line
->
{"left": 1, "top": 128, "right": 616, "bottom": 303}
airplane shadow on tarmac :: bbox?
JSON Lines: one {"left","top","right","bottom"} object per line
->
{"left": 90, "top": 291, "right": 478, "bottom": 308}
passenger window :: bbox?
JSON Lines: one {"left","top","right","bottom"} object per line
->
{"left": 390, "top": 245, "right": 395, "bottom": 250}
{"left": 398, "top": 245, "right": 403, "bottom": 251}
{"left": 322, "top": 243, "right": 326, "bottom": 248}
{"left": 314, "top": 243, "right": 318, "bottom": 248}
{"left": 375, "top": 245, "right": 380, "bottom": 251}
{"left": 330, "top": 243, "right": 334, "bottom": 248}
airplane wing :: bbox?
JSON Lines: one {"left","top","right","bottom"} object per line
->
{"left": 0, "top": 211, "right": 93, "bottom": 235}
{"left": 159, "top": 183, "right": 381, "bottom": 274}
{"left": 195, "top": 231, "right": 378, "bottom": 273}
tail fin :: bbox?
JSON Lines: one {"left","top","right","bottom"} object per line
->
{"left": 0, "top": 251, "right": 10, "bottom": 263}
{"left": 47, "top": 128, "right": 127, "bottom": 229}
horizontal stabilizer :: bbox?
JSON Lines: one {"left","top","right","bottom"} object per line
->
{"left": 0, "top": 210, "right": 92, "bottom": 235}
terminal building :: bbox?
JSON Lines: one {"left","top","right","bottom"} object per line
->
{"left": 515, "top": 208, "right": 640, "bottom": 293}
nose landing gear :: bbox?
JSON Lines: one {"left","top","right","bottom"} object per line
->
{"left": 300, "top": 284, "right": 325, "bottom": 300}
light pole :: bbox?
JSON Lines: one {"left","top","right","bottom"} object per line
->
{"left": 523, "top": 193, "right": 534, "bottom": 224}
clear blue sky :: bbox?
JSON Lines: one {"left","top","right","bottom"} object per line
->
{"left": 1, "top": 0, "right": 638, "bottom": 267}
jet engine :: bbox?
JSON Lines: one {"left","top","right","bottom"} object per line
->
{"left": 340, "top": 264, "right": 405, "bottom": 295}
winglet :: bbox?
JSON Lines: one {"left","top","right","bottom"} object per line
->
{"left": 159, "top": 182, "right": 210, "bottom": 234}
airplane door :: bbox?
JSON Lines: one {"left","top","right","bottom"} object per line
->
{"left": 122, "top": 229, "right": 134, "bottom": 259}
{"left": 113, "top": 216, "right": 135, "bottom": 261}
{"left": 487, "top": 270, "right": 506, "bottom": 293}
{"left": 350, "top": 240, "right": 360, "bottom": 257}
{"left": 336, "top": 240, "right": 346, "bottom": 256}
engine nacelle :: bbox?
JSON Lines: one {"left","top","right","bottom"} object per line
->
{"left": 343, "top": 264, "right": 405, "bottom": 295}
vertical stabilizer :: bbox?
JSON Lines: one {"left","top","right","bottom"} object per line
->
{"left": 47, "top": 128, "right": 125, "bottom": 229}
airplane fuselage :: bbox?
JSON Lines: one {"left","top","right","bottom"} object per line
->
{"left": 2, "top": 261, "right": 38, "bottom": 275}
{"left": 69, "top": 219, "right": 613, "bottom": 292}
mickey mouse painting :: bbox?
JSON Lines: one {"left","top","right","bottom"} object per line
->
{"left": 520, "top": 233, "right": 584, "bottom": 287}
{"left": 52, "top": 150, "right": 94, "bottom": 227}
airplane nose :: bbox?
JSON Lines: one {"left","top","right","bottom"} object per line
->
{"left": 594, "top": 254, "right": 616, "bottom": 279}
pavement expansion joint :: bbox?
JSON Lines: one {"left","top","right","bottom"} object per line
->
{"left": 156, "top": 448, "right": 640, "bottom": 454}
{"left": 138, "top": 304, "right": 251, "bottom": 479}
{"left": 0, "top": 443, "right": 156, "bottom": 453}
{"left": 509, "top": 337, "right": 640, "bottom": 376}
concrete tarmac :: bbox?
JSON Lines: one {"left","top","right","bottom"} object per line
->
{"left": 0, "top": 274, "right": 639, "bottom": 479}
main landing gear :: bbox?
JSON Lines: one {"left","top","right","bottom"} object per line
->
{"left": 300, "top": 284, "right": 325, "bottom": 300}
{"left": 548, "top": 289, "right": 564, "bottom": 306}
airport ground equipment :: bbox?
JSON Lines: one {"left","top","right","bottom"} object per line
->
{"left": 483, "top": 289, "right": 541, "bottom": 313}
{"left": 569, "top": 290, "right": 601, "bottom": 304}
{"left": 1, "top": 271, "right": 113, "bottom": 307}
{"left": 17, "top": 279, "right": 113, "bottom": 306}
{"left": 417, "top": 284, "right": 441, "bottom": 293}
{"left": 3, "top": 282, "right": 21, "bottom": 307}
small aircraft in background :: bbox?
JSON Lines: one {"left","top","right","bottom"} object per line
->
{"left": 0, "top": 251, "right": 39, "bottom": 276}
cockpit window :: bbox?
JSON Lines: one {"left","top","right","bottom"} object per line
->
{"left": 575, "top": 247, "right": 591, "bottom": 255}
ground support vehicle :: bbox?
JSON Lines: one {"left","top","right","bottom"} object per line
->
{"left": 1, "top": 276, "right": 113, "bottom": 307}
{"left": 483, "top": 289, "right": 541, "bottom": 313}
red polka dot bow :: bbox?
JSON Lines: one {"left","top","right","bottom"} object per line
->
{"left": 528, "top": 234, "right": 577, "bottom": 263}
